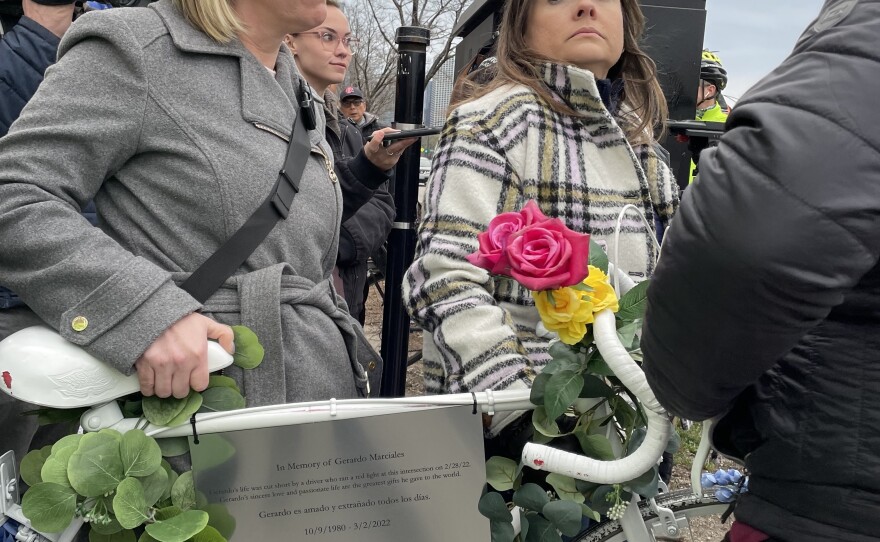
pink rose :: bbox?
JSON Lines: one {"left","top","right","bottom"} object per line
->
{"left": 505, "top": 219, "right": 590, "bottom": 290}
{"left": 466, "top": 201, "right": 549, "bottom": 274}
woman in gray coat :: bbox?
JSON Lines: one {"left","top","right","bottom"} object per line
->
{"left": 0, "top": 0, "right": 408, "bottom": 405}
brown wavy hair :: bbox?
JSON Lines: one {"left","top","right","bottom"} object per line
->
{"left": 450, "top": 0, "right": 667, "bottom": 144}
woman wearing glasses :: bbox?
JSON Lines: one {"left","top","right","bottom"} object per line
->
{"left": 284, "top": 2, "right": 415, "bottom": 366}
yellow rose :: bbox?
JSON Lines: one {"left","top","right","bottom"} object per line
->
{"left": 582, "top": 266, "right": 619, "bottom": 314}
{"left": 533, "top": 287, "right": 595, "bottom": 345}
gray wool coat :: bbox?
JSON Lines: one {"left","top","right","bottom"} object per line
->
{"left": 0, "top": 0, "right": 381, "bottom": 405}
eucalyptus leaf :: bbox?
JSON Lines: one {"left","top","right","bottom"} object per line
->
{"left": 201, "top": 503, "right": 236, "bottom": 540}
{"left": 199, "top": 387, "right": 246, "bottom": 413}
{"left": 139, "top": 464, "right": 170, "bottom": 507}
{"left": 187, "top": 435, "right": 236, "bottom": 471}
{"left": 206, "top": 375, "right": 240, "bottom": 394}
{"left": 121, "top": 399, "right": 144, "bottom": 419}
{"left": 625, "top": 466, "right": 660, "bottom": 499}
{"left": 579, "top": 375, "right": 614, "bottom": 399}
{"left": 580, "top": 503, "right": 601, "bottom": 522}
{"left": 626, "top": 428, "right": 647, "bottom": 457}
{"left": 520, "top": 511, "right": 530, "bottom": 540}
{"left": 171, "top": 471, "right": 197, "bottom": 511}
{"left": 523, "top": 514, "right": 562, "bottom": 542}
{"left": 89, "top": 530, "right": 136, "bottom": 542}
{"left": 544, "top": 371, "right": 583, "bottom": 420}
{"left": 20, "top": 482, "right": 77, "bottom": 533}
{"left": 25, "top": 407, "right": 87, "bottom": 427}
{"left": 165, "top": 392, "right": 204, "bottom": 428}
{"left": 616, "top": 280, "right": 649, "bottom": 322}
{"left": 477, "top": 491, "right": 512, "bottom": 522}
{"left": 158, "top": 438, "right": 190, "bottom": 458}
{"left": 485, "top": 456, "right": 519, "bottom": 491}
{"left": 512, "top": 483, "right": 550, "bottom": 512}
{"left": 613, "top": 399, "right": 637, "bottom": 432}
{"left": 53, "top": 443, "right": 78, "bottom": 466}
{"left": 19, "top": 449, "right": 48, "bottom": 487}
{"left": 531, "top": 406, "right": 562, "bottom": 438}
{"left": 144, "top": 510, "right": 209, "bottom": 542}
{"left": 542, "top": 500, "right": 583, "bottom": 536}
{"left": 68, "top": 432, "right": 124, "bottom": 497}
{"left": 138, "top": 533, "right": 161, "bottom": 542}
{"left": 546, "top": 474, "right": 584, "bottom": 504}
{"left": 489, "top": 519, "right": 516, "bottom": 542}
{"left": 665, "top": 430, "right": 682, "bottom": 454}
{"left": 589, "top": 485, "right": 614, "bottom": 515}
{"left": 142, "top": 396, "right": 188, "bottom": 427}
{"left": 615, "top": 320, "right": 641, "bottom": 351}
{"left": 529, "top": 372, "right": 551, "bottom": 407}
{"left": 155, "top": 505, "right": 183, "bottom": 521}
{"left": 40, "top": 457, "right": 71, "bottom": 488}
{"left": 52, "top": 434, "right": 83, "bottom": 455}
{"left": 99, "top": 429, "right": 123, "bottom": 442}
{"left": 189, "top": 525, "right": 226, "bottom": 542}
{"left": 88, "top": 515, "right": 123, "bottom": 535}
{"left": 121, "top": 430, "right": 162, "bottom": 477}
{"left": 231, "top": 326, "right": 264, "bottom": 369}
{"left": 575, "top": 432, "right": 616, "bottom": 461}
{"left": 589, "top": 239, "right": 609, "bottom": 274}
{"left": 160, "top": 461, "right": 179, "bottom": 501}
{"left": 586, "top": 353, "right": 614, "bottom": 377}
{"left": 114, "top": 477, "right": 150, "bottom": 529}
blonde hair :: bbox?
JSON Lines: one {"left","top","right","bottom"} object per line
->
{"left": 451, "top": 0, "right": 667, "bottom": 144}
{"left": 172, "top": 0, "right": 243, "bottom": 42}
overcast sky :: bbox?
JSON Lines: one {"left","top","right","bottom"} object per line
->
{"left": 703, "top": 0, "right": 825, "bottom": 100}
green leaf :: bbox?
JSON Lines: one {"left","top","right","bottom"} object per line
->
{"left": 626, "top": 428, "right": 647, "bottom": 457}
{"left": 171, "top": 471, "right": 196, "bottom": 511}
{"left": 206, "top": 375, "right": 240, "bottom": 394}
{"left": 477, "top": 491, "right": 512, "bottom": 522}
{"left": 529, "top": 372, "right": 551, "bottom": 407}
{"left": 524, "top": 514, "right": 562, "bottom": 542}
{"left": 545, "top": 343, "right": 584, "bottom": 373}
{"left": 165, "top": 392, "right": 204, "bottom": 428}
{"left": 519, "top": 509, "right": 530, "bottom": 540}
{"left": 531, "top": 406, "right": 562, "bottom": 438}
{"left": 142, "top": 396, "right": 188, "bottom": 427}
{"left": 155, "top": 506, "right": 183, "bottom": 521}
{"left": 542, "top": 500, "right": 583, "bottom": 536}
{"left": 114, "top": 477, "right": 150, "bottom": 529}
{"left": 20, "top": 482, "right": 77, "bottom": 533}
{"left": 138, "top": 533, "right": 161, "bottom": 542}
{"left": 40, "top": 457, "right": 71, "bottom": 488}
{"left": 580, "top": 503, "right": 601, "bottom": 522}
{"left": 586, "top": 354, "right": 614, "bottom": 377}
{"left": 589, "top": 485, "right": 615, "bottom": 515}
{"left": 665, "top": 430, "right": 681, "bottom": 454}
{"left": 158, "top": 437, "right": 190, "bottom": 458}
{"left": 144, "top": 510, "right": 209, "bottom": 542}
{"left": 99, "top": 429, "right": 124, "bottom": 442}
{"left": 579, "top": 375, "right": 614, "bottom": 399}
{"left": 121, "top": 399, "right": 144, "bottom": 419}
{"left": 199, "top": 387, "right": 246, "bottom": 413}
{"left": 489, "top": 519, "right": 516, "bottom": 542}
{"left": 512, "top": 483, "right": 550, "bottom": 512}
{"left": 138, "top": 463, "right": 170, "bottom": 507}
{"left": 186, "top": 435, "right": 236, "bottom": 471}
{"left": 486, "top": 456, "right": 519, "bottom": 492}
{"left": 189, "top": 525, "right": 226, "bottom": 542}
{"left": 231, "top": 326, "right": 264, "bottom": 369}
{"left": 615, "top": 320, "right": 641, "bottom": 350}
{"left": 52, "top": 434, "right": 83, "bottom": 455}
{"left": 544, "top": 371, "right": 583, "bottom": 421}
{"left": 121, "top": 430, "right": 162, "bottom": 478}
{"left": 575, "top": 433, "right": 616, "bottom": 461}
{"left": 589, "top": 239, "right": 608, "bottom": 274}
{"left": 616, "top": 280, "right": 650, "bottom": 322}
{"left": 546, "top": 474, "right": 585, "bottom": 504}
{"left": 23, "top": 407, "right": 87, "bottom": 427}
{"left": 89, "top": 530, "right": 136, "bottom": 542}
{"left": 201, "top": 503, "right": 236, "bottom": 540}
{"left": 613, "top": 399, "right": 638, "bottom": 432}
{"left": 19, "top": 449, "right": 48, "bottom": 487}
{"left": 625, "top": 466, "right": 660, "bottom": 498}
{"left": 160, "top": 461, "right": 179, "bottom": 501}
{"left": 88, "top": 515, "right": 124, "bottom": 535}
{"left": 68, "top": 432, "right": 124, "bottom": 497}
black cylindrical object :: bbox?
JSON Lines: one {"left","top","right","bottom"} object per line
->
{"left": 379, "top": 26, "right": 429, "bottom": 398}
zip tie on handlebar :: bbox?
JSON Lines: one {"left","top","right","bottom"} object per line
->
{"left": 471, "top": 392, "right": 478, "bottom": 414}
{"left": 330, "top": 397, "right": 337, "bottom": 417}
{"left": 190, "top": 414, "right": 200, "bottom": 445}
{"left": 486, "top": 389, "right": 496, "bottom": 416}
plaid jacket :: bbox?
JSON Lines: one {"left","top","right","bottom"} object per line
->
{"left": 403, "top": 63, "right": 679, "bottom": 433}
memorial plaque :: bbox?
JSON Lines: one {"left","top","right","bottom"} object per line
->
{"left": 189, "top": 406, "right": 489, "bottom": 541}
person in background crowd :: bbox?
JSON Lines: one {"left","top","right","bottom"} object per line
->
{"left": 643, "top": 2, "right": 880, "bottom": 541}
{"left": 404, "top": 0, "right": 678, "bottom": 442}
{"left": 0, "top": 0, "right": 95, "bottom": 468}
{"left": 340, "top": 85, "right": 388, "bottom": 140}
{"left": 285, "top": 0, "right": 412, "bottom": 336}
{"left": 688, "top": 49, "right": 730, "bottom": 183}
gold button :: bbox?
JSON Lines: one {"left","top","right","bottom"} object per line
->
{"left": 71, "top": 316, "right": 89, "bottom": 332}
{"left": 368, "top": 361, "right": 377, "bottom": 371}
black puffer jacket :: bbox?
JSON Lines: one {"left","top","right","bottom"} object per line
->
{"left": 642, "top": 2, "right": 880, "bottom": 541}
{"left": 324, "top": 92, "right": 394, "bottom": 326}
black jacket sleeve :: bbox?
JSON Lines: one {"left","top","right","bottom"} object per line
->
{"left": 642, "top": 3, "right": 880, "bottom": 420}
{"left": 337, "top": 184, "right": 394, "bottom": 266}
{"left": 0, "top": 16, "right": 60, "bottom": 137}
{"left": 337, "top": 151, "right": 391, "bottom": 222}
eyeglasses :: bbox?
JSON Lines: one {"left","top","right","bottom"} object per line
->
{"left": 295, "top": 30, "right": 360, "bottom": 55}
{"left": 341, "top": 99, "right": 364, "bottom": 108}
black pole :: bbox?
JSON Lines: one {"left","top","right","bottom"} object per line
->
{"left": 379, "top": 26, "right": 429, "bottom": 398}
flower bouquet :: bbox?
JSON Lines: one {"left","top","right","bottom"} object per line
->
{"left": 467, "top": 202, "right": 678, "bottom": 542}
{"left": 14, "top": 327, "right": 265, "bottom": 542}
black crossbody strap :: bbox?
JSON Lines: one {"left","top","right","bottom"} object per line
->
{"left": 180, "top": 91, "right": 314, "bottom": 303}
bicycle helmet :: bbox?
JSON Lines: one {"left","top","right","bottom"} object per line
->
{"left": 700, "top": 49, "right": 728, "bottom": 91}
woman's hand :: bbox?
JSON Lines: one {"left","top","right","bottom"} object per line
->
{"left": 135, "top": 313, "right": 235, "bottom": 399}
{"left": 363, "top": 128, "right": 418, "bottom": 171}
